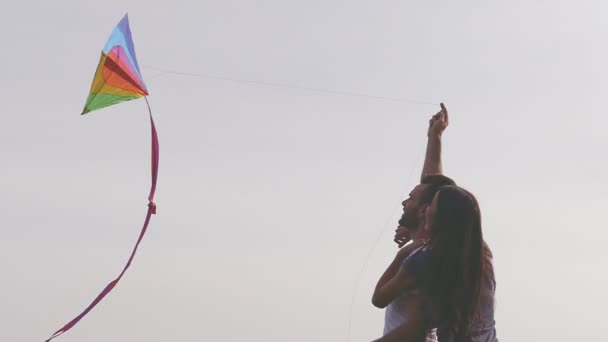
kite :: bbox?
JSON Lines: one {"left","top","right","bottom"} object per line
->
{"left": 45, "top": 13, "right": 159, "bottom": 341}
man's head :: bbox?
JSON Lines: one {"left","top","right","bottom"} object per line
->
{"left": 398, "top": 175, "right": 456, "bottom": 235}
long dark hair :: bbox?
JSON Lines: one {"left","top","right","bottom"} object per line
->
{"left": 424, "top": 186, "right": 494, "bottom": 342}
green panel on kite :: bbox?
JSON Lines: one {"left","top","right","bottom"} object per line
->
{"left": 82, "top": 93, "right": 141, "bottom": 114}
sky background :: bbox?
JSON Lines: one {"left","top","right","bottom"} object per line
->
{"left": 1, "top": 0, "right": 607, "bottom": 341}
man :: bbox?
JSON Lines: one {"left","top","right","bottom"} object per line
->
{"left": 371, "top": 104, "right": 497, "bottom": 342}
{"left": 371, "top": 103, "right": 455, "bottom": 340}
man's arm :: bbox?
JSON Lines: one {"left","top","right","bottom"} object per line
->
{"left": 372, "top": 294, "right": 428, "bottom": 342}
{"left": 420, "top": 103, "right": 448, "bottom": 181}
{"left": 372, "top": 246, "right": 420, "bottom": 308}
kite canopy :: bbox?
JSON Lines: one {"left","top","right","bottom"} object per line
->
{"left": 82, "top": 14, "right": 148, "bottom": 114}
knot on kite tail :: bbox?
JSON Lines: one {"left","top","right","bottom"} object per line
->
{"left": 148, "top": 201, "right": 157, "bottom": 215}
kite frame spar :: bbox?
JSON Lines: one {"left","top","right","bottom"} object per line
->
{"left": 45, "top": 13, "right": 159, "bottom": 342}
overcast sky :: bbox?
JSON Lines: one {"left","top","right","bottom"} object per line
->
{"left": 1, "top": 1, "right": 607, "bottom": 341}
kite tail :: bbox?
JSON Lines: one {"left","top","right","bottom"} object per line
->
{"left": 45, "top": 99, "right": 159, "bottom": 342}
{"left": 146, "top": 96, "right": 159, "bottom": 208}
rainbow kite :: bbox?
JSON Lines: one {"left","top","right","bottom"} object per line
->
{"left": 46, "top": 13, "right": 159, "bottom": 341}
{"left": 82, "top": 14, "right": 148, "bottom": 113}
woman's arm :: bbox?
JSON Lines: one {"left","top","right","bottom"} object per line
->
{"left": 372, "top": 262, "right": 418, "bottom": 309}
{"left": 372, "top": 242, "right": 422, "bottom": 308}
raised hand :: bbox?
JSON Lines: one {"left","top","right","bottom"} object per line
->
{"left": 428, "top": 103, "right": 449, "bottom": 138}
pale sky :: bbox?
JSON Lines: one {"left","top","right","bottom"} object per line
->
{"left": 1, "top": 1, "right": 607, "bottom": 341}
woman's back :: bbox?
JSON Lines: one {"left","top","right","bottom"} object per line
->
{"left": 403, "top": 245, "right": 498, "bottom": 342}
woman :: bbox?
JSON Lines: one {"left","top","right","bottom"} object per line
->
{"left": 373, "top": 186, "right": 497, "bottom": 342}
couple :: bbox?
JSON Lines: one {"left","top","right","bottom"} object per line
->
{"left": 371, "top": 104, "right": 497, "bottom": 342}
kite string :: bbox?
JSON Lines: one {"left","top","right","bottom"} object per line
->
{"left": 143, "top": 63, "right": 432, "bottom": 341}
{"left": 141, "top": 62, "right": 433, "bottom": 339}
{"left": 345, "top": 147, "right": 424, "bottom": 342}
{"left": 140, "top": 64, "right": 437, "bottom": 106}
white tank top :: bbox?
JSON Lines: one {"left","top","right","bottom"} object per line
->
{"left": 383, "top": 290, "right": 438, "bottom": 341}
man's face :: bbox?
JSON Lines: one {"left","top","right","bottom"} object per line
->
{"left": 398, "top": 184, "right": 430, "bottom": 230}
